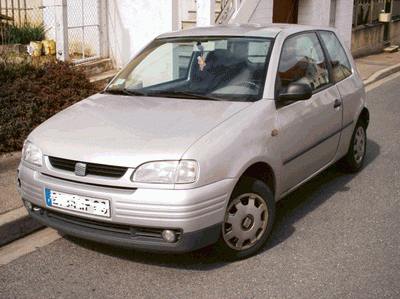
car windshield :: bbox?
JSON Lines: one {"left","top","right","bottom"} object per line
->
{"left": 105, "top": 36, "right": 273, "bottom": 102}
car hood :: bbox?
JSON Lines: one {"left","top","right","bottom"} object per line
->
{"left": 30, "top": 93, "right": 251, "bottom": 167}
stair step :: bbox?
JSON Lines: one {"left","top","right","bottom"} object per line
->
{"left": 384, "top": 45, "right": 399, "bottom": 53}
{"left": 77, "top": 58, "right": 113, "bottom": 77}
{"left": 182, "top": 20, "right": 196, "bottom": 29}
{"left": 188, "top": 10, "right": 197, "bottom": 20}
{"left": 89, "top": 68, "right": 120, "bottom": 88}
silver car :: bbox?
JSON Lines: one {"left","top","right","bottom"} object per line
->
{"left": 17, "top": 24, "right": 369, "bottom": 259}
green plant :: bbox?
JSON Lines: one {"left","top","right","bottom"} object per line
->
{"left": 9, "top": 23, "right": 47, "bottom": 45}
{"left": 0, "top": 60, "right": 103, "bottom": 153}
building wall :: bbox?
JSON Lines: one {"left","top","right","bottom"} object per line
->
{"left": 390, "top": 19, "right": 400, "bottom": 45}
{"left": 297, "top": 0, "right": 331, "bottom": 27}
{"left": 334, "top": 0, "right": 353, "bottom": 49}
{"left": 107, "top": 0, "right": 178, "bottom": 68}
{"left": 248, "top": 0, "right": 273, "bottom": 23}
{"left": 351, "top": 23, "right": 384, "bottom": 58}
{"left": 297, "top": 0, "right": 353, "bottom": 49}
{"left": 106, "top": 0, "right": 355, "bottom": 67}
{"left": 248, "top": 0, "right": 353, "bottom": 49}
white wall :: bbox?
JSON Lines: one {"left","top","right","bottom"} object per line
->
{"left": 298, "top": 0, "right": 352, "bottom": 48}
{"left": 247, "top": 0, "right": 352, "bottom": 49}
{"left": 105, "top": 0, "right": 352, "bottom": 67}
{"left": 333, "top": 0, "right": 353, "bottom": 49}
{"left": 297, "top": 0, "right": 331, "bottom": 27}
{"left": 108, "top": 0, "right": 178, "bottom": 68}
{"left": 248, "top": 0, "right": 273, "bottom": 24}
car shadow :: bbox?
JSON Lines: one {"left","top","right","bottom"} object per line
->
{"left": 63, "top": 138, "right": 380, "bottom": 270}
{"left": 260, "top": 137, "right": 380, "bottom": 253}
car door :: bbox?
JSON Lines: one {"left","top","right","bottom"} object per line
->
{"left": 318, "top": 30, "right": 364, "bottom": 132}
{"left": 276, "top": 32, "right": 343, "bottom": 193}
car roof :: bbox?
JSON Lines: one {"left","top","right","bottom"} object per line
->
{"left": 157, "top": 23, "right": 334, "bottom": 39}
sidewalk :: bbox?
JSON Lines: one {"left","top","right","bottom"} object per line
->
{"left": 356, "top": 50, "right": 400, "bottom": 85}
{"left": 1, "top": 50, "right": 400, "bottom": 247}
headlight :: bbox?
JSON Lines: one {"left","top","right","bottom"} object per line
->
{"left": 132, "top": 160, "right": 198, "bottom": 184}
{"left": 22, "top": 140, "right": 43, "bottom": 166}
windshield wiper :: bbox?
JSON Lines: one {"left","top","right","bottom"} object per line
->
{"left": 145, "top": 90, "right": 222, "bottom": 101}
{"left": 103, "top": 89, "right": 148, "bottom": 96}
{"left": 103, "top": 89, "right": 222, "bottom": 101}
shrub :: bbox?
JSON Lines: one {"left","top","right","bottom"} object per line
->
{"left": 9, "top": 23, "right": 47, "bottom": 45}
{"left": 0, "top": 59, "right": 103, "bottom": 153}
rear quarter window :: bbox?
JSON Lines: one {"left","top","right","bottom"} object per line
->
{"left": 319, "top": 31, "right": 352, "bottom": 83}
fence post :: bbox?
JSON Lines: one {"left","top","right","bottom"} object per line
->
{"left": 55, "top": 0, "right": 68, "bottom": 61}
{"left": 99, "top": 0, "right": 108, "bottom": 58}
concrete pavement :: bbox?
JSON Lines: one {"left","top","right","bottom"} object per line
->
{"left": 1, "top": 49, "right": 400, "bottom": 247}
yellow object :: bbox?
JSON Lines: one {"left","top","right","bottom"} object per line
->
{"left": 30, "top": 41, "right": 42, "bottom": 56}
{"left": 379, "top": 13, "right": 391, "bottom": 22}
{"left": 42, "top": 40, "right": 56, "bottom": 55}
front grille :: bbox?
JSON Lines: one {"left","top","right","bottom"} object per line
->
{"left": 48, "top": 209, "right": 132, "bottom": 235}
{"left": 49, "top": 156, "right": 128, "bottom": 178}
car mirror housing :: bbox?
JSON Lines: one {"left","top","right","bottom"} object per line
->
{"left": 278, "top": 82, "right": 312, "bottom": 103}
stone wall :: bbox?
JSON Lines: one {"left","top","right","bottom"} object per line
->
{"left": 351, "top": 23, "right": 384, "bottom": 58}
{"left": 390, "top": 19, "right": 400, "bottom": 45}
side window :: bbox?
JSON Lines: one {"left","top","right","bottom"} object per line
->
{"left": 277, "top": 33, "right": 330, "bottom": 93}
{"left": 319, "top": 31, "right": 352, "bottom": 82}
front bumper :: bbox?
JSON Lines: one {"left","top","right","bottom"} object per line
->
{"left": 17, "top": 162, "right": 236, "bottom": 252}
{"left": 25, "top": 204, "right": 222, "bottom": 252}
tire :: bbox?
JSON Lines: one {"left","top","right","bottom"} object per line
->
{"left": 217, "top": 177, "right": 275, "bottom": 260}
{"left": 339, "top": 120, "right": 367, "bottom": 173}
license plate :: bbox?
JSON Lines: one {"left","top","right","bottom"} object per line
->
{"left": 45, "top": 189, "right": 110, "bottom": 217}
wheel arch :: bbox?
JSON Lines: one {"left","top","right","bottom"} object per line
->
{"left": 358, "top": 107, "right": 370, "bottom": 128}
{"left": 238, "top": 162, "right": 276, "bottom": 198}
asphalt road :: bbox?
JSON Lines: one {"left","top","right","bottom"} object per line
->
{"left": 1, "top": 75, "right": 399, "bottom": 299}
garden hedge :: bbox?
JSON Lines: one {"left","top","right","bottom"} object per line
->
{"left": 0, "top": 59, "right": 103, "bottom": 153}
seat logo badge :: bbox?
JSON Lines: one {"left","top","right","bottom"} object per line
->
{"left": 75, "top": 162, "right": 87, "bottom": 176}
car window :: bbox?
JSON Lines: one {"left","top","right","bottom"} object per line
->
{"left": 106, "top": 37, "right": 273, "bottom": 102}
{"left": 319, "top": 31, "right": 352, "bottom": 83}
{"left": 277, "top": 32, "right": 330, "bottom": 93}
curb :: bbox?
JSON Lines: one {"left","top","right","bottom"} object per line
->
{"left": 0, "top": 153, "right": 45, "bottom": 247}
{"left": 363, "top": 62, "right": 400, "bottom": 86}
{"left": 1, "top": 63, "right": 399, "bottom": 247}
{"left": 0, "top": 207, "right": 44, "bottom": 247}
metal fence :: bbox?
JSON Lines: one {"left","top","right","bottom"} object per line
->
{"left": 0, "top": 0, "right": 56, "bottom": 50}
{"left": 1, "top": 0, "right": 101, "bottom": 63}
{"left": 1, "top": 0, "right": 43, "bottom": 27}
{"left": 393, "top": 0, "right": 400, "bottom": 19}
{"left": 66, "top": 0, "right": 100, "bottom": 62}
{"left": 353, "top": 0, "right": 383, "bottom": 27}
{"left": 353, "top": 0, "right": 400, "bottom": 27}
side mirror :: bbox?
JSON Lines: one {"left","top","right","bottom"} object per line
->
{"left": 278, "top": 82, "right": 312, "bottom": 103}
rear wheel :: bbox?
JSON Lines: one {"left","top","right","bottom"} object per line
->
{"left": 218, "top": 177, "right": 275, "bottom": 259}
{"left": 339, "top": 120, "right": 367, "bottom": 173}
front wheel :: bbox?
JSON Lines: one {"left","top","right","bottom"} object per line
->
{"left": 217, "top": 177, "right": 275, "bottom": 260}
{"left": 339, "top": 120, "right": 367, "bottom": 173}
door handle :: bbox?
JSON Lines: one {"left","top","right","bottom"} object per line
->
{"left": 334, "top": 99, "right": 342, "bottom": 108}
